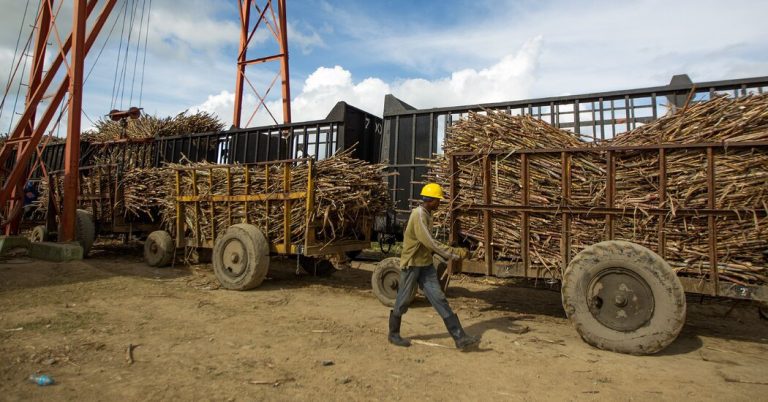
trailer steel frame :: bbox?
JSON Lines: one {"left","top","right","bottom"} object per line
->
{"left": 173, "top": 158, "right": 372, "bottom": 258}
{"left": 446, "top": 141, "right": 768, "bottom": 304}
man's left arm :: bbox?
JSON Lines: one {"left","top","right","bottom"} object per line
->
{"left": 413, "top": 208, "right": 461, "bottom": 261}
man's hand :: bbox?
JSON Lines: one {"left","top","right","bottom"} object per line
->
{"left": 451, "top": 247, "right": 470, "bottom": 260}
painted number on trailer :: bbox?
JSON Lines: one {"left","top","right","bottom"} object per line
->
{"left": 365, "top": 116, "right": 383, "bottom": 134}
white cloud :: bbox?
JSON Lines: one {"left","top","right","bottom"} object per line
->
{"left": 2, "top": 0, "right": 767, "bottom": 137}
{"left": 393, "top": 36, "right": 541, "bottom": 108}
{"left": 144, "top": 1, "right": 240, "bottom": 61}
{"left": 195, "top": 89, "right": 285, "bottom": 128}
{"left": 317, "top": 0, "right": 768, "bottom": 95}
{"left": 193, "top": 90, "right": 235, "bottom": 122}
{"left": 193, "top": 36, "right": 542, "bottom": 126}
{"left": 288, "top": 22, "right": 325, "bottom": 55}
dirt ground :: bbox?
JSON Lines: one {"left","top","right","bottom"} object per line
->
{"left": 1, "top": 243, "right": 767, "bottom": 401}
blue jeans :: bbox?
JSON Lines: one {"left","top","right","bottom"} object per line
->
{"left": 392, "top": 265, "right": 454, "bottom": 320}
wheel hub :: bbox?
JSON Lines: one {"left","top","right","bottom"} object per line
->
{"left": 221, "top": 239, "right": 247, "bottom": 277}
{"left": 381, "top": 270, "right": 400, "bottom": 298}
{"left": 587, "top": 267, "right": 654, "bottom": 332}
{"left": 150, "top": 242, "right": 158, "bottom": 254}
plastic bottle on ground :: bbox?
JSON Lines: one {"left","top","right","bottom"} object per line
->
{"left": 28, "top": 374, "right": 54, "bottom": 386}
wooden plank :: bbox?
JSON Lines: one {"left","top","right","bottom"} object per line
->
{"left": 560, "top": 152, "right": 571, "bottom": 272}
{"left": 482, "top": 156, "right": 493, "bottom": 276}
{"left": 192, "top": 169, "right": 201, "bottom": 247}
{"left": 304, "top": 159, "right": 316, "bottom": 250}
{"left": 679, "top": 277, "right": 768, "bottom": 303}
{"left": 209, "top": 167, "right": 215, "bottom": 243}
{"left": 658, "top": 148, "right": 667, "bottom": 258}
{"left": 226, "top": 166, "right": 232, "bottom": 227}
{"left": 176, "top": 192, "right": 306, "bottom": 203}
{"left": 264, "top": 165, "right": 270, "bottom": 237}
{"left": 605, "top": 150, "right": 615, "bottom": 240}
{"left": 175, "top": 170, "right": 183, "bottom": 248}
{"left": 520, "top": 153, "right": 530, "bottom": 279}
{"left": 707, "top": 147, "right": 719, "bottom": 296}
{"left": 448, "top": 155, "right": 459, "bottom": 274}
{"left": 244, "top": 166, "right": 250, "bottom": 224}
{"left": 283, "top": 162, "right": 291, "bottom": 254}
{"left": 304, "top": 240, "right": 370, "bottom": 255}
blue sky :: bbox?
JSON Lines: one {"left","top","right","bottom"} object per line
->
{"left": 0, "top": 0, "right": 766, "bottom": 134}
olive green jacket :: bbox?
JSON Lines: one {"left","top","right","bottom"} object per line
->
{"left": 399, "top": 206, "right": 457, "bottom": 269}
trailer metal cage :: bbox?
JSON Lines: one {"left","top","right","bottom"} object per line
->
{"left": 381, "top": 75, "right": 768, "bottom": 222}
{"left": 154, "top": 157, "right": 373, "bottom": 290}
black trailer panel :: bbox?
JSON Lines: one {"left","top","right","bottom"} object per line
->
{"left": 27, "top": 101, "right": 382, "bottom": 178}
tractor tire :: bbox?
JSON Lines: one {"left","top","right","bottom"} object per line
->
{"left": 29, "top": 225, "right": 48, "bottom": 242}
{"left": 75, "top": 209, "right": 96, "bottom": 256}
{"left": 562, "top": 240, "right": 686, "bottom": 355}
{"left": 372, "top": 257, "right": 416, "bottom": 307}
{"left": 212, "top": 224, "right": 270, "bottom": 290}
{"left": 299, "top": 255, "right": 335, "bottom": 277}
{"left": 144, "top": 230, "right": 174, "bottom": 267}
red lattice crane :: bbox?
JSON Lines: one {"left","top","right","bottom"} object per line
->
{"left": 0, "top": 0, "right": 117, "bottom": 239}
{"left": 233, "top": 0, "right": 292, "bottom": 127}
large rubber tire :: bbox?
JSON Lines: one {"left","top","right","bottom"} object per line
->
{"left": 372, "top": 257, "right": 416, "bottom": 307}
{"left": 562, "top": 240, "right": 686, "bottom": 355}
{"left": 29, "top": 225, "right": 48, "bottom": 242}
{"left": 144, "top": 230, "right": 174, "bottom": 267}
{"left": 299, "top": 255, "right": 335, "bottom": 277}
{"left": 213, "top": 224, "right": 270, "bottom": 290}
{"left": 75, "top": 209, "right": 96, "bottom": 256}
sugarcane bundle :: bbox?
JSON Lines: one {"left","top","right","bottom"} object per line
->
{"left": 609, "top": 94, "right": 768, "bottom": 284}
{"left": 33, "top": 166, "right": 116, "bottom": 223}
{"left": 426, "top": 94, "right": 768, "bottom": 285}
{"left": 89, "top": 141, "right": 156, "bottom": 170}
{"left": 78, "top": 166, "right": 116, "bottom": 223}
{"left": 612, "top": 94, "right": 768, "bottom": 145}
{"left": 32, "top": 175, "right": 59, "bottom": 215}
{"left": 424, "top": 110, "right": 603, "bottom": 268}
{"left": 121, "top": 148, "right": 391, "bottom": 248}
{"left": 82, "top": 110, "right": 225, "bottom": 142}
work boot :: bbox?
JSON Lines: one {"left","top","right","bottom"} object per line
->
{"left": 443, "top": 313, "right": 480, "bottom": 349}
{"left": 388, "top": 310, "right": 411, "bottom": 347}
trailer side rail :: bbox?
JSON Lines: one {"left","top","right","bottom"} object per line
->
{"left": 447, "top": 141, "right": 768, "bottom": 302}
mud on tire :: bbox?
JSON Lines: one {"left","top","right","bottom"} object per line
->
{"left": 75, "top": 209, "right": 96, "bottom": 256}
{"left": 144, "top": 230, "right": 175, "bottom": 267}
{"left": 213, "top": 224, "right": 270, "bottom": 291}
{"left": 29, "top": 225, "right": 48, "bottom": 242}
{"left": 372, "top": 257, "right": 416, "bottom": 307}
{"left": 561, "top": 240, "right": 686, "bottom": 355}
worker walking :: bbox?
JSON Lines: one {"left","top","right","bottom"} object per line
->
{"left": 388, "top": 182, "right": 480, "bottom": 349}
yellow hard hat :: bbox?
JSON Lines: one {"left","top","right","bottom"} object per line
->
{"left": 420, "top": 183, "right": 444, "bottom": 199}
